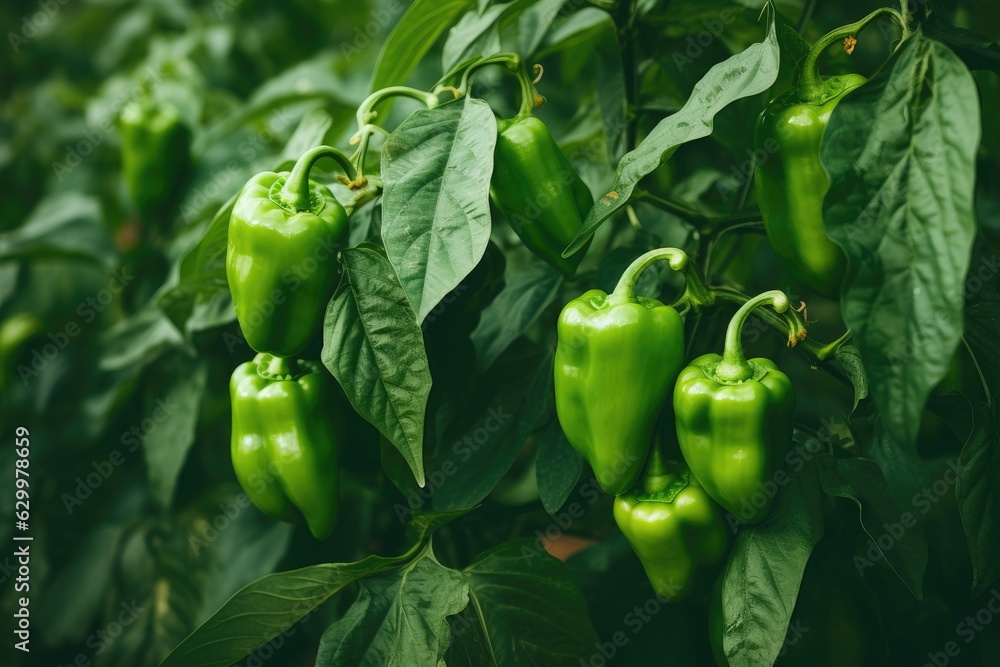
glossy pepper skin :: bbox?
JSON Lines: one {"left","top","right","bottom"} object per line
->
{"left": 555, "top": 249, "right": 689, "bottom": 495}
{"left": 227, "top": 146, "right": 354, "bottom": 358}
{"left": 674, "top": 291, "right": 795, "bottom": 524}
{"left": 119, "top": 98, "right": 191, "bottom": 223}
{"left": 614, "top": 458, "right": 727, "bottom": 601}
{"left": 231, "top": 353, "right": 341, "bottom": 539}
{"left": 491, "top": 114, "right": 593, "bottom": 276}
{"left": 754, "top": 73, "right": 865, "bottom": 297}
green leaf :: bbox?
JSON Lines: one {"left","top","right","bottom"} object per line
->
{"left": 537, "top": 8, "right": 614, "bottom": 58}
{"left": 277, "top": 107, "right": 336, "bottom": 166}
{"left": 957, "top": 420, "right": 1000, "bottom": 596}
{"left": 775, "top": 14, "right": 810, "bottom": 71}
{"left": 158, "top": 558, "right": 400, "bottom": 667}
{"left": 371, "top": 0, "right": 474, "bottom": 92}
{"left": 563, "top": 5, "right": 779, "bottom": 255}
{"left": 536, "top": 421, "right": 583, "bottom": 515}
{"left": 442, "top": 2, "right": 512, "bottom": 72}
{"left": 159, "top": 511, "right": 453, "bottom": 667}
{"left": 822, "top": 31, "right": 980, "bottom": 445}
{"left": 198, "top": 53, "right": 355, "bottom": 148}
{"left": 923, "top": 19, "right": 1000, "bottom": 75}
{"left": 470, "top": 256, "right": 562, "bottom": 368}
{"left": 835, "top": 345, "right": 869, "bottom": 411}
{"left": 447, "top": 539, "right": 600, "bottom": 666}
{"left": 322, "top": 246, "right": 432, "bottom": 487}
{"left": 381, "top": 98, "right": 497, "bottom": 321}
{"left": 99, "top": 305, "right": 187, "bottom": 372}
{"left": 158, "top": 193, "right": 237, "bottom": 326}
{"left": 0, "top": 193, "right": 116, "bottom": 269}
{"left": 957, "top": 241, "right": 1000, "bottom": 595}
{"left": 718, "top": 444, "right": 825, "bottom": 667}
{"left": 426, "top": 342, "right": 553, "bottom": 511}
{"left": 143, "top": 351, "right": 208, "bottom": 510}
{"left": 818, "top": 456, "right": 928, "bottom": 599}
{"left": 315, "top": 548, "right": 469, "bottom": 667}
{"left": 507, "top": 0, "right": 569, "bottom": 58}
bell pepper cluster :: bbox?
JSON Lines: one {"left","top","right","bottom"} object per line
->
{"left": 225, "top": 145, "right": 356, "bottom": 540}
{"left": 555, "top": 249, "right": 797, "bottom": 599}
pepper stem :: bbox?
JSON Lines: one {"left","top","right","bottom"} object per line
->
{"left": 276, "top": 146, "right": 357, "bottom": 213}
{"left": 640, "top": 441, "right": 689, "bottom": 501}
{"left": 456, "top": 53, "right": 538, "bottom": 117}
{"left": 715, "top": 290, "right": 790, "bottom": 383}
{"left": 354, "top": 86, "right": 440, "bottom": 127}
{"left": 798, "top": 7, "right": 908, "bottom": 102}
{"left": 642, "top": 442, "right": 670, "bottom": 496}
{"left": 611, "top": 247, "right": 714, "bottom": 308}
{"left": 255, "top": 353, "right": 293, "bottom": 380}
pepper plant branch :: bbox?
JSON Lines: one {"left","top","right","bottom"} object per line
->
{"left": 348, "top": 86, "right": 441, "bottom": 189}
{"left": 618, "top": 0, "right": 639, "bottom": 151}
{"left": 710, "top": 288, "right": 850, "bottom": 361}
{"left": 452, "top": 53, "right": 538, "bottom": 116}
{"left": 637, "top": 190, "right": 761, "bottom": 234}
{"left": 796, "top": 0, "right": 818, "bottom": 32}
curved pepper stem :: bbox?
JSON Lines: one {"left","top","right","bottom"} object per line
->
{"left": 611, "top": 247, "right": 714, "bottom": 308}
{"left": 715, "top": 290, "right": 790, "bottom": 383}
{"left": 455, "top": 53, "right": 539, "bottom": 117}
{"left": 798, "top": 7, "right": 908, "bottom": 103}
{"left": 277, "top": 146, "right": 357, "bottom": 213}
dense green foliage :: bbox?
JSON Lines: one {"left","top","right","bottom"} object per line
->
{"left": 2, "top": 0, "right": 1000, "bottom": 665}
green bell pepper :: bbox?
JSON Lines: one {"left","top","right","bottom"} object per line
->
{"left": 119, "top": 97, "right": 191, "bottom": 226}
{"left": 674, "top": 291, "right": 795, "bottom": 524}
{"left": 491, "top": 114, "right": 593, "bottom": 276}
{"left": 614, "top": 451, "right": 727, "bottom": 601}
{"left": 227, "top": 146, "right": 355, "bottom": 358}
{"left": 230, "top": 353, "right": 341, "bottom": 539}
{"left": 554, "top": 248, "right": 691, "bottom": 495}
{"left": 754, "top": 11, "right": 896, "bottom": 297}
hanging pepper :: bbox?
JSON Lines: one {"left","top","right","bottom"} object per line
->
{"left": 614, "top": 449, "right": 728, "bottom": 601}
{"left": 673, "top": 290, "right": 795, "bottom": 524}
{"left": 487, "top": 58, "right": 593, "bottom": 276}
{"left": 227, "top": 146, "right": 355, "bottom": 358}
{"left": 754, "top": 10, "right": 902, "bottom": 297}
{"left": 554, "top": 248, "right": 695, "bottom": 495}
{"left": 230, "top": 353, "right": 341, "bottom": 539}
{"left": 491, "top": 114, "right": 593, "bottom": 275}
{"left": 119, "top": 98, "right": 191, "bottom": 226}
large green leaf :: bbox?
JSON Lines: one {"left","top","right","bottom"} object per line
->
{"left": 441, "top": 1, "right": 512, "bottom": 71}
{"left": 315, "top": 547, "right": 469, "bottom": 667}
{"left": 447, "top": 539, "right": 600, "bottom": 666}
{"left": 322, "top": 246, "right": 432, "bottom": 486}
{"left": 535, "top": 421, "right": 583, "bottom": 515}
{"left": 822, "top": 31, "right": 980, "bottom": 445}
{"left": 717, "top": 442, "right": 826, "bottom": 667}
{"left": 426, "top": 342, "right": 553, "bottom": 511}
{"left": 0, "top": 193, "right": 116, "bottom": 269}
{"left": 159, "top": 511, "right": 464, "bottom": 667}
{"left": 470, "top": 255, "right": 562, "bottom": 368}
{"left": 381, "top": 97, "right": 496, "bottom": 322}
{"left": 818, "top": 456, "right": 928, "bottom": 599}
{"left": 142, "top": 351, "right": 208, "bottom": 510}
{"left": 563, "top": 4, "right": 779, "bottom": 255}
{"left": 371, "top": 0, "right": 474, "bottom": 92}
{"left": 957, "top": 241, "right": 1000, "bottom": 595}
